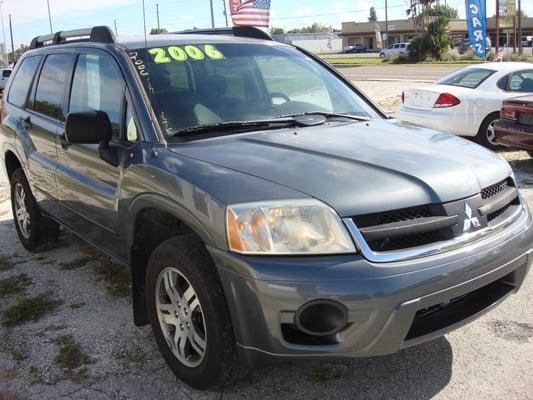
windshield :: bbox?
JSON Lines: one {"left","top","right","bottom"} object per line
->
{"left": 129, "top": 43, "right": 379, "bottom": 137}
{"left": 436, "top": 68, "right": 495, "bottom": 89}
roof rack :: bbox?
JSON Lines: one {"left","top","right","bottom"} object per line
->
{"left": 30, "top": 26, "right": 116, "bottom": 49}
{"left": 174, "top": 26, "right": 272, "bottom": 41}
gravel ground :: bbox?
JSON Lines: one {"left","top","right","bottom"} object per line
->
{"left": 1, "top": 86, "right": 533, "bottom": 400}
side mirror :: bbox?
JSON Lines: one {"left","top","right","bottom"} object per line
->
{"left": 65, "top": 111, "right": 119, "bottom": 167}
{"left": 65, "top": 111, "right": 112, "bottom": 144}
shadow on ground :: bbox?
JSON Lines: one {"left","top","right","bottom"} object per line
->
{"left": 215, "top": 337, "right": 453, "bottom": 400}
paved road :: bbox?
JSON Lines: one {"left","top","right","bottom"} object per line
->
{"left": 340, "top": 65, "right": 461, "bottom": 82}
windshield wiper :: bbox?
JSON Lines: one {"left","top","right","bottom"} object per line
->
{"left": 278, "top": 112, "right": 371, "bottom": 122}
{"left": 172, "top": 117, "right": 300, "bottom": 137}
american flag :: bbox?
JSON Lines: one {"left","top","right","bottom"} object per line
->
{"left": 230, "top": 0, "right": 271, "bottom": 28}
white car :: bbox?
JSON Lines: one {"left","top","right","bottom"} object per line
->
{"left": 379, "top": 42, "right": 410, "bottom": 58}
{"left": 397, "top": 62, "right": 533, "bottom": 149}
{"left": 0, "top": 68, "right": 12, "bottom": 91}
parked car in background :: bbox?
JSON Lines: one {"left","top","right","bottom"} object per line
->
{"left": 343, "top": 43, "right": 367, "bottom": 53}
{"left": 495, "top": 95, "right": 533, "bottom": 156}
{"left": 397, "top": 63, "right": 533, "bottom": 149}
{"left": 379, "top": 42, "right": 410, "bottom": 58}
{"left": 0, "top": 68, "right": 12, "bottom": 91}
{"left": 458, "top": 38, "right": 491, "bottom": 55}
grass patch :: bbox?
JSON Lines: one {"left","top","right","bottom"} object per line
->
{"left": 0, "top": 274, "right": 32, "bottom": 296}
{"left": 2, "top": 293, "right": 62, "bottom": 327}
{"left": 0, "top": 367, "right": 16, "bottom": 380}
{"left": 81, "top": 246, "right": 131, "bottom": 298}
{"left": 309, "top": 366, "right": 347, "bottom": 384}
{"left": 53, "top": 335, "right": 90, "bottom": 370}
{"left": 28, "top": 366, "right": 44, "bottom": 384}
{"left": 322, "top": 57, "right": 384, "bottom": 66}
{"left": 68, "top": 302, "right": 85, "bottom": 310}
{"left": 0, "top": 255, "right": 16, "bottom": 271}
{"left": 59, "top": 256, "right": 92, "bottom": 271}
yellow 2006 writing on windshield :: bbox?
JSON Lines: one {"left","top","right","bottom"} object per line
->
{"left": 148, "top": 45, "right": 224, "bottom": 64}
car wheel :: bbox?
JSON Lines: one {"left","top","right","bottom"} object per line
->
{"left": 475, "top": 113, "right": 501, "bottom": 151}
{"left": 145, "top": 235, "right": 241, "bottom": 389}
{"left": 10, "top": 168, "right": 59, "bottom": 252}
{"left": 379, "top": 53, "right": 385, "bottom": 58}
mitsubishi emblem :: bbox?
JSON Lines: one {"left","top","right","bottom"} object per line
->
{"left": 463, "top": 203, "right": 481, "bottom": 232}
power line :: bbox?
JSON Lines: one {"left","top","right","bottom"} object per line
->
{"left": 270, "top": 4, "right": 407, "bottom": 21}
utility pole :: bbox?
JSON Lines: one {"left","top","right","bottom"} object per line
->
{"left": 8, "top": 13, "right": 14, "bottom": 65}
{"left": 495, "top": 0, "right": 500, "bottom": 53}
{"left": 518, "top": 0, "right": 522, "bottom": 55}
{"left": 114, "top": 19, "right": 118, "bottom": 36}
{"left": 46, "top": 0, "right": 53, "bottom": 33}
{"left": 222, "top": 0, "right": 229, "bottom": 27}
{"left": 156, "top": 3, "right": 160, "bottom": 31}
{"left": 209, "top": 0, "right": 215, "bottom": 28}
{"left": 0, "top": 1, "right": 7, "bottom": 67}
{"left": 385, "top": 0, "right": 389, "bottom": 48}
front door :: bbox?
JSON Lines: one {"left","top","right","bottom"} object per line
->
{"left": 56, "top": 51, "right": 125, "bottom": 255}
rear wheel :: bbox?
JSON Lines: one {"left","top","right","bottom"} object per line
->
{"left": 475, "top": 112, "right": 501, "bottom": 151}
{"left": 145, "top": 235, "right": 240, "bottom": 389}
{"left": 10, "top": 169, "right": 59, "bottom": 252}
{"left": 528, "top": 151, "right": 533, "bottom": 158}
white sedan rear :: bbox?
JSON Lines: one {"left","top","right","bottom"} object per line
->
{"left": 397, "top": 62, "right": 533, "bottom": 149}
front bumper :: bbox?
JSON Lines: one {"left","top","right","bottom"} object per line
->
{"left": 209, "top": 206, "right": 533, "bottom": 366}
{"left": 494, "top": 119, "right": 533, "bottom": 151}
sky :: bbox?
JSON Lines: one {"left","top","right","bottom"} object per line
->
{"left": 1, "top": 0, "right": 532, "bottom": 49}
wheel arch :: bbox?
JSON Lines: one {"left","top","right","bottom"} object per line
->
{"left": 127, "top": 194, "right": 218, "bottom": 326}
{"left": 4, "top": 149, "right": 23, "bottom": 182}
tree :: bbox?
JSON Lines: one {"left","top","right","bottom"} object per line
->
{"left": 150, "top": 28, "right": 168, "bottom": 34}
{"left": 287, "top": 23, "right": 331, "bottom": 34}
{"left": 8, "top": 44, "right": 29, "bottom": 63}
{"left": 270, "top": 27, "right": 285, "bottom": 35}
{"left": 368, "top": 7, "right": 378, "bottom": 22}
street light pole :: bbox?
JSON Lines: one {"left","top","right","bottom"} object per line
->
{"left": 385, "top": 0, "right": 389, "bottom": 48}
{"left": 209, "top": 0, "right": 215, "bottom": 28}
{"left": 156, "top": 3, "right": 160, "bottom": 31}
{"left": 46, "top": 0, "right": 53, "bottom": 34}
{"left": 222, "top": 0, "right": 229, "bottom": 27}
{"left": 0, "top": 1, "right": 8, "bottom": 67}
{"left": 518, "top": 0, "right": 522, "bottom": 55}
{"left": 8, "top": 13, "right": 14, "bottom": 65}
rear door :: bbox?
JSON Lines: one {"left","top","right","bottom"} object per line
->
{"left": 55, "top": 49, "right": 131, "bottom": 256}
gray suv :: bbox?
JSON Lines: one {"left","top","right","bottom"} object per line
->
{"left": 1, "top": 26, "right": 532, "bottom": 389}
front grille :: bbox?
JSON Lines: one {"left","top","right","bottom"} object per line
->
{"left": 351, "top": 176, "right": 520, "bottom": 255}
{"left": 481, "top": 177, "right": 511, "bottom": 199}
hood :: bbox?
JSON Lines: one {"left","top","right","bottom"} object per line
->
{"left": 169, "top": 119, "right": 512, "bottom": 217}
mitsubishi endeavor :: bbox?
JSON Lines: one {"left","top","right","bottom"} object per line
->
{"left": 1, "top": 26, "right": 531, "bottom": 389}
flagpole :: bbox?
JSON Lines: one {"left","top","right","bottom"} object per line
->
{"left": 222, "top": 0, "right": 229, "bottom": 27}
{"left": 46, "top": 0, "right": 53, "bottom": 34}
{"left": 210, "top": 0, "right": 215, "bottom": 28}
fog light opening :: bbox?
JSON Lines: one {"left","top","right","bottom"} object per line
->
{"left": 295, "top": 300, "right": 348, "bottom": 337}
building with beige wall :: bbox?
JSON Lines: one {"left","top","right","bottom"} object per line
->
{"left": 342, "top": 17, "right": 533, "bottom": 50}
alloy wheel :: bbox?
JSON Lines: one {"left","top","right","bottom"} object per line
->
{"left": 486, "top": 121, "right": 498, "bottom": 145}
{"left": 14, "top": 183, "right": 31, "bottom": 239}
{"left": 155, "top": 267, "right": 207, "bottom": 368}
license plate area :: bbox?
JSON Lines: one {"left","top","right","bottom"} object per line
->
{"left": 518, "top": 112, "right": 533, "bottom": 126}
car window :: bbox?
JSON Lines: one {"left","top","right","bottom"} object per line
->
{"left": 437, "top": 68, "right": 495, "bottom": 89}
{"left": 387, "top": 45, "right": 394, "bottom": 49}
{"left": 69, "top": 53, "right": 125, "bottom": 139}
{"left": 130, "top": 43, "right": 379, "bottom": 138}
{"left": 393, "top": 44, "right": 399, "bottom": 49}
{"left": 8, "top": 56, "right": 42, "bottom": 108}
{"left": 2, "top": 70, "right": 11, "bottom": 78}
{"left": 400, "top": 44, "right": 406, "bottom": 49}
{"left": 34, "top": 54, "right": 72, "bottom": 120}
{"left": 507, "top": 70, "right": 533, "bottom": 92}
{"left": 125, "top": 101, "right": 139, "bottom": 142}
{"left": 256, "top": 55, "right": 334, "bottom": 111}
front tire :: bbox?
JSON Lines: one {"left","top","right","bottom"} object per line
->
{"left": 475, "top": 112, "right": 501, "bottom": 151}
{"left": 10, "top": 169, "right": 59, "bottom": 252}
{"left": 145, "top": 235, "right": 239, "bottom": 389}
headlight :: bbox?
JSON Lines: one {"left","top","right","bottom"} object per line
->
{"left": 226, "top": 199, "right": 356, "bottom": 255}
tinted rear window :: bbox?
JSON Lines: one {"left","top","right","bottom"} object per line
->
{"left": 34, "top": 54, "right": 72, "bottom": 120}
{"left": 8, "top": 56, "right": 42, "bottom": 108}
{"left": 437, "top": 68, "right": 495, "bottom": 89}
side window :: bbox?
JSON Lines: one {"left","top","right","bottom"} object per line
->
{"left": 69, "top": 53, "right": 125, "bottom": 139}
{"left": 125, "top": 102, "right": 139, "bottom": 142}
{"left": 507, "top": 70, "right": 533, "bottom": 92}
{"left": 34, "top": 54, "right": 72, "bottom": 120}
{"left": 497, "top": 75, "right": 509, "bottom": 90}
{"left": 8, "top": 56, "right": 42, "bottom": 108}
{"left": 3, "top": 70, "right": 11, "bottom": 78}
